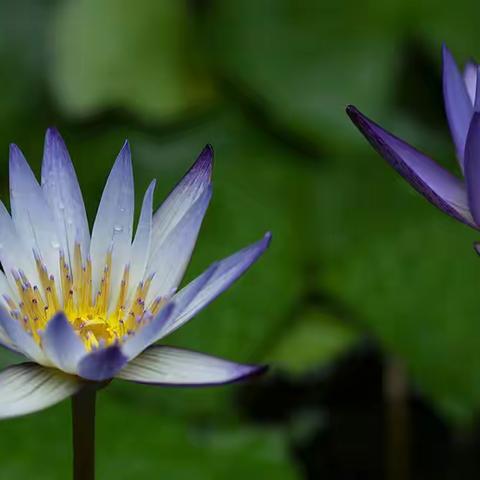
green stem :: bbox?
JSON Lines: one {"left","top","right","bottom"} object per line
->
{"left": 72, "top": 387, "right": 96, "bottom": 480}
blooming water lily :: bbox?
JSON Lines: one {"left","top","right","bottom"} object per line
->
{"left": 0, "top": 128, "right": 270, "bottom": 477}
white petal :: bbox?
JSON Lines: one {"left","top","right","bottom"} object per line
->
{"left": 158, "top": 233, "right": 271, "bottom": 339}
{"left": 41, "top": 128, "right": 90, "bottom": 262}
{"left": 128, "top": 180, "right": 155, "bottom": 299}
{"left": 0, "top": 363, "right": 84, "bottom": 419}
{"left": 9, "top": 144, "right": 61, "bottom": 281}
{"left": 116, "top": 345, "right": 266, "bottom": 386}
{"left": 0, "top": 272, "right": 20, "bottom": 352}
{"left": 146, "top": 186, "right": 212, "bottom": 301}
{"left": 0, "top": 306, "right": 50, "bottom": 365}
{"left": 42, "top": 312, "right": 87, "bottom": 374}
{"left": 0, "top": 201, "right": 40, "bottom": 289}
{"left": 150, "top": 145, "right": 213, "bottom": 257}
{"left": 90, "top": 141, "right": 134, "bottom": 307}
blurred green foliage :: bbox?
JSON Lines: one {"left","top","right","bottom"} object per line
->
{"left": 2, "top": 0, "right": 480, "bottom": 477}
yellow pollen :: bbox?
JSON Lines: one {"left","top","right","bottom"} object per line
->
{"left": 5, "top": 244, "right": 165, "bottom": 351}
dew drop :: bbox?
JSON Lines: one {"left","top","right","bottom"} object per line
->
{"left": 113, "top": 225, "right": 123, "bottom": 233}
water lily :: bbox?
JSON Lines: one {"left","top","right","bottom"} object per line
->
{"left": 0, "top": 129, "right": 270, "bottom": 422}
{"left": 346, "top": 45, "right": 480, "bottom": 230}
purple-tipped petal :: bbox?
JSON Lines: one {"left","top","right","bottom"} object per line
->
{"left": 121, "top": 303, "right": 175, "bottom": 360}
{"left": 115, "top": 345, "right": 267, "bottom": 386}
{"left": 42, "top": 312, "right": 86, "bottom": 374}
{"left": 443, "top": 44, "right": 474, "bottom": 166}
{"left": 0, "top": 363, "right": 84, "bottom": 419}
{"left": 464, "top": 112, "right": 480, "bottom": 224}
{"left": 41, "top": 128, "right": 90, "bottom": 261}
{"left": 90, "top": 140, "right": 134, "bottom": 300}
{"left": 157, "top": 232, "right": 272, "bottom": 340}
{"left": 346, "top": 105, "right": 475, "bottom": 228}
{"left": 77, "top": 345, "right": 128, "bottom": 381}
{"left": 146, "top": 186, "right": 212, "bottom": 300}
{"left": 150, "top": 145, "right": 213, "bottom": 258}
{"left": 0, "top": 306, "right": 49, "bottom": 365}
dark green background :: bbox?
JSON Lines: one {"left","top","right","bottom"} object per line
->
{"left": 1, "top": 0, "right": 480, "bottom": 478}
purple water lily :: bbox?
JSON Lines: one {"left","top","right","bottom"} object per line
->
{"left": 347, "top": 45, "right": 480, "bottom": 230}
{"left": 0, "top": 129, "right": 270, "bottom": 419}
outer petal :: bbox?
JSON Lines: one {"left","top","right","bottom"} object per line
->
{"left": 128, "top": 180, "right": 155, "bottom": 297}
{"left": 157, "top": 233, "right": 272, "bottom": 340}
{"left": 9, "top": 144, "right": 61, "bottom": 281}
{"left": 122, "top": 263, "right": 217, "bottom": 359}
{"left": 0, "top": 363, "right": 83, "bottom": 419}
{"left": 443, "top": 45, "right": 474, "bottom": 166}
{"left": 146, "top": 186, "right": 212, "bottom": 301}
{"left": 346, "top": 105, "right": 475, "bottom": 228}
{"left": 0, "top": 201, "right": 39, "bottom": 288}
{"left": 0, "top": 307, "right": 49, "bottom": 365}
{"left": 90, "top": 141, "right": 134, "bottom": 306}
{"left": 41, "top": 128, "right": 90, "bottom": 261}
{"left": 42, "top": 312, "right": 87, "bottom": 374}
{"left": 150, "top": 145, "right": 213, "bottom": 254}
{"left": 116, "top": 345, "right": 266, "bottom": 386}
{"left": 77, "top": 345, "right": 128, "bottom": 381}
{"left": 464, "top": 60, "right": 478, "bottom": 105}
{"left": 464, "top": 112, "right": 480, "bottom": 224}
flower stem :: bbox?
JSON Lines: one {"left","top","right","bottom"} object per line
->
{"left": 72, "top": 387, "right": 97, "bottom": 480}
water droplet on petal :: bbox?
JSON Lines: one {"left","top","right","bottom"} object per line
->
{"left": 113, "top": 225, "right": 123, "bottom": 233}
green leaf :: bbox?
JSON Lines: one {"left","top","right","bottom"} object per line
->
{"left": 51, "top": 0, "right": 215, "bottom": 120}
{"left": 312, "top": 146, "right": 480, "bottom": 424}
{"left": 0, "top": 389, "right": 299, "bottom": 480}
{"left": 267, "top": 309, "right": 360, "bottom": 374}
{"left": 206, "top": 0, "right": 403, "bottom": 151}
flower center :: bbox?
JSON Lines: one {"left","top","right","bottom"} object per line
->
{"left": 4, "top": 244, "right": 164, "bottom": 351}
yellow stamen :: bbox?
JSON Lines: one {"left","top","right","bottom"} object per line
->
{"left": 7, "top": 244, "right": 163, "bottom": 351}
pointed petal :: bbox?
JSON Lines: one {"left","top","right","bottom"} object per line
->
{"left": 122, "top": 263, "right": 217, "bottom": 359}
{"left": 464, "top": 60, "right": 478, "bottom": 104}
{"left": 42, "top": 312, "right": 87, "bottom": 374}
{"left": 158, "top": 233, "right": 272, "bottom": 340}
{"left": 150, "top": 145, "right": 213, "bottom": 258}
{"left": 128, "top": 180, "right": 155, "bottom": 294}
{"left": 0, "top": 306, "right": 49, "bottom": 365}
{"left": 9, "top": 144, "right": 61, "bottom": 279}
{"left": 346, "top": 105, "right": 475, "bottom": 227}
{"left": 464, "top": 112, "right": 480, "bottom": 224}
{"left": 116, "top": 345, "right": 266, "bottom": 386}
{"left": 443, "top": 45, "right": 474, "bottom": 166}
{"left": 90, "top": 141, "right": 134, "bottom": 304}
{"left": 474, "top": 66, "right": 480, "bottom": 112}
{"left": 77, "top": 345, "right": 128, "bottom": 381}
{"left": 0, "top": 363, "right": 83, "bottom": 419}
{"left": 0, "top": 201, "right": 39, "bottom": 288}
{"left": 41, "top": 128, "right": 90, "bottom": 261}
{"left": 121, "top": 303, "right": 175, "bottom": 360}
{"left": 146, "top": 186, "right": 212, "bottom": 300}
